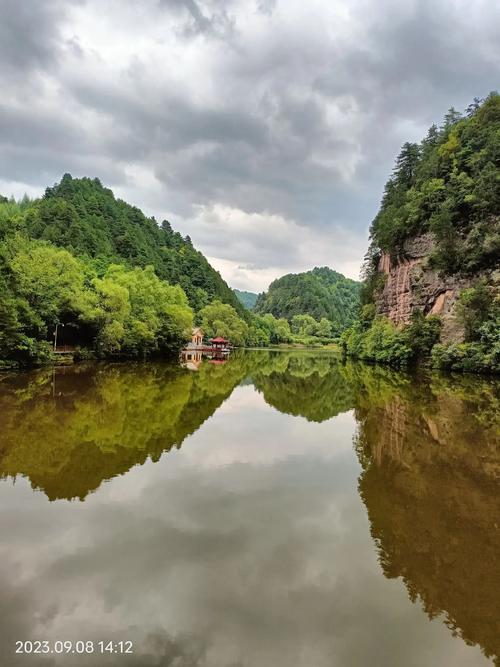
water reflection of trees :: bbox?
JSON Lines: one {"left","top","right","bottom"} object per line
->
{"left": 0, "top": 351, "right": 354, "bottom": 500}
{"left": 0, "top": 356, "right": 254, "bottom": 501}
{"left": 1, "top": 351, "right": 499, "bottom": 665}
{"left": 353, "top": 366, "right": 500, "bottom": 664}
{"left": 252, "top": 351, "right": 354, "bottom": 422}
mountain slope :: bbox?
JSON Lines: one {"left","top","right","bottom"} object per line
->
{"left": 24, "top": 174, "right": 244, "bottom": 315}
{"left": 254, "top": 267, "right": 360, "bottom": 331}
{"left": 234, "top": 289, "right": 258, "bottom": 310}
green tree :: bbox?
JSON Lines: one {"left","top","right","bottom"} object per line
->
{"left": 393, "top": 142, "right": 421, "bottom": 187}
{"left": 316, "top": 317, "right": 333, "bottom": 338}
{"left": 291, "top": 314, "right": 318, "bottom": 336}
{"left": 9, "top": 239, "right": 95, "bottom": 324}
{"left": 199, "top": 300, "right": 249, "bottom": 346}
{"left": 92, "top": 264, "right": 193, "bottom": 355}
{"left": 456, "top": 282, "right": 495, "bottom": 342}
{"left": 0, "top": 276, "right": 27, "bottom": 361}
{"left": 274, "top": 317, "right": 292, "bottom": 342}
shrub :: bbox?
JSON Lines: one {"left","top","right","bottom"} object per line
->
{"left": 432, "top": 342, "right": 499, "bottom": 374}
{"left": 341, "top": 313, "right": 442, "bottom": 369}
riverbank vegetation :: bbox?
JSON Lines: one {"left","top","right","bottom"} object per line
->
{"left": 194, "top": 301, "right": 341, "bottom": 348}
{"left": 0, "top": 233, "right": 194, "bottom": 365}
{"left": 341, "top": 286, "right": 499, "bottom": 374}
{"left": 431, "top": 282, "right": 500, "bottom": 373}
{"left": 340, "top": 308, "right": 442, "bottom": 369}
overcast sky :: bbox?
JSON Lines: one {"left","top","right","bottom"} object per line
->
{"left": 0, "top": 0, "right": 498, "bottom": 291}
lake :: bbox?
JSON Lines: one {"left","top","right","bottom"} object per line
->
{"left": 0, "top": 350, "right": 498, "bottom": 666}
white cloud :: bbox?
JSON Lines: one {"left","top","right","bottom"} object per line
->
{"left": 189, "top": 203, "right": 365, "bottom": 290}
{"left": 0, "top": 179, "right": 44, "bottom": 201}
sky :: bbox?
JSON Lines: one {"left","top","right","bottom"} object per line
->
{"left": 0, "top": 0, "right": 499, "bottom": 292}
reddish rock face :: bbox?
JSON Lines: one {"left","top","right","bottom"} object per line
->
{"left": 377, "top": 254, "right": 420, "bottom": 325}
{"left": 374, "top": 233, "right": 474, "bottom": 343}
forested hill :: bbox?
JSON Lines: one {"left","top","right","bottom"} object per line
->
{"left": 254, "top": 267, "right": 360, "bottom": 332}
{"left": 234, "top": 289, "right": 258, "bottom": 310}
{"left": 23, "top": 174, "right": 244, "bottom": 315}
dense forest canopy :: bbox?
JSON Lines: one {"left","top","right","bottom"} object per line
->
{"left": 234, "top": 289, "right": 258, "bottom": 310}
{"left": 254, "top": 266, "right": 360, "bottom": 333}
{"left": 0, "top": 232, "right": 194, "bottom": 363}
{"left": 21, "top": 175, "right": 244, "bottom": 315}
{"left": 366, "top": 92, "right": 500, "bottom": 277}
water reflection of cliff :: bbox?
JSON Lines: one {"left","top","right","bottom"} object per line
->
{"left": 353, "top": 365, "right": 500, "bottom": 664}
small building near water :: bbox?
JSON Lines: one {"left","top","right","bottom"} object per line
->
{"left": 181, "top": 349, "right": 203, "bottom": 371}
{"left": 211, "top": 337, "right": 229, "bottom": 350}
{"left": 181, "top": 331, "right": 231, "bottom": 370}
{"left": 191, "top": 327, "right": 204, "bottom": 347}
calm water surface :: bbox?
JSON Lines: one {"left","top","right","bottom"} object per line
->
{"left": 0, "top": 350, "right": 498, "bottom": 666}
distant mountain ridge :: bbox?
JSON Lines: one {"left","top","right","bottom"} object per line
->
{"left": 233, "top": 289, "right": 258, "bottom": 310}
{"left": 254, "top": 266, "right": 360, "bottom": 332}
{"left": 26, "top": 174, "right": 244, "bottom": 315}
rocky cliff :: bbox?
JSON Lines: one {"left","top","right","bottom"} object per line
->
{"left": 365, "top": 95, "right": 499, "bottom": 354}
{"left": 374, "top": 232, "right": 496, "bottom": 343}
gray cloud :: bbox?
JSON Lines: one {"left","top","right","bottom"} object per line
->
{"left": 159, "top": 0, "right": 237, "bottom": 37}
{"left": 0, "top": 0, "right": 498, "bottom": 288}
{"left": 0, "top": 0, "right": 68, "bottom": 77}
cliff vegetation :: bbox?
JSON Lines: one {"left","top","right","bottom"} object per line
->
{"left": 342, "top": 93, "right": 500, "bottom": 373}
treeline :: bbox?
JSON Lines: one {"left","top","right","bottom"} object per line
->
{"left": 198, "top": 302, "right": 338, "bottom": 347}
{"left": 0, "top": 179, "right": 340, "bottom": 367}
{"left": 254, "top": 266, "right": 360, "bottom": 331}
{"left": 342, "top": 94, "right": 500, "bottom": 374}
{"left": 0, "top": 231, "right": 193, "bottom": 364}
{"left": 0, "top": 177, "right": 361, "bottom": 366}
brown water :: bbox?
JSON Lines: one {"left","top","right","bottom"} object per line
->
{"left": 0, "top": 350, "right": 498, "bottom": 666}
